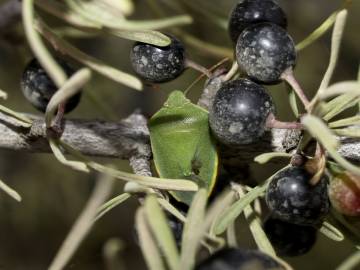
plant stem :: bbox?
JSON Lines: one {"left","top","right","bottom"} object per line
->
{"left": 266, "top": 113, "right": 303, "bottom": 130}
{"left": 185, "top": 59, "right": 211, "bottom": 78}
{"left": 281, "top": 68, "right": 310, "bottom": 109}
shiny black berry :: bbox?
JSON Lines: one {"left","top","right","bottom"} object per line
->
{"left": 228, "top": 0, "right": 287, "bottom": 43}
{"left": 130, "top": 36, "right": 185, "bottom": 83}
{"left": 266, "top": 166, "right": 330, "bottom": 226}
{"left": 264, "top": 216, "right": 317, "bottom": 256}
{"left": 236, "top": 23, "right": 296, "bottom": 84}
{"left": 209, "top": 78, "right": 275, "bottom": 145}
{"left": 195, "top": 248, "right": 284, "bottom": 270}
{"left": 21, "top": 58, "right": 81, "bottom": 113}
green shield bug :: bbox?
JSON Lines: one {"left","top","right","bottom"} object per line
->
{"left": 149, "top": 91, "right": 218, "bottom": 205}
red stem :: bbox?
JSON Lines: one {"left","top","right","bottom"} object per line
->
{"left": 266, "top": 113, "right": 303, "bottom": 129}
{"left": 281, "top": 68, "right": 310, "bottom": 109}
{"left": 185, "top": 59, "right": 212, "bottom": 78}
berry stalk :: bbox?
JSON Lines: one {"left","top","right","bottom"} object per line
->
{"left": 281, "top": 68, "right": 310, "bottom": 109}
{"left": 185, "top": 59, "right": 211, "bottom": 78}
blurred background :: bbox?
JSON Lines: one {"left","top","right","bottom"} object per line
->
{"left": 0, "top": 0, "right": 359, "bottom": 269}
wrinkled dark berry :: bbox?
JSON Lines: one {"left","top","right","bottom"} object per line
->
{"left": 236, "top": 23, "right": 296, "bottom": 84}
{"left": 21, "top": 58, "right": 81, "bottom": 113}
{"left": 209, "top": 79, "right": 275, "bottom": 145}
{"left": 195, "top": 248, "right": 285, "bottom": 270}
{"left": 228, "top": 0, "right": 287, "bottom": 43}
{"left": 130, "top": 36, "right": 185, "bottom": 83}
{"left": 328, "top": 172, "right": 360, "bottom": 216}
{"left": 266, "top": 166, "right": 330, "bottom": 225}
{"left": 264, "top": 216, "right": 317, "bottom": 256}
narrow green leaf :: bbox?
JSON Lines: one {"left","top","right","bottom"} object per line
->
{"left": 337, "top": 251, "right": 360, "bottom": 270}
{"left": 236, "top": 186, "right": 276, "bottom": 257}
{"left": 317, "top": 10, "right": 348, "bottom": 92}
{"left": 0, "top": 105, "right": 33, "bottom": 127}
{"left": 45, "top": 68, "right": 91, "bottom": 127}
{"left": 89, "top": 162, "right": 199, "bottom": 191}
{"left": 35, "top": 19, "right": 143, "bottom": 90}
{"left": 329, "top": 115, "right": 360, "bottom": 128}
{"left": 302, "top": 115, "right": 339, "bottom": 150}
{"left": 226, "top": 222, "right": 238, "bottom": 248}
{"left": 288, "top": 87, "right": 300, "bottom": 117}
{"left": 135, "top": 208, "right": 166, "bottom": 270}
{"left": 66, "top": 0, "right": 192, "bottom": 31}
{"left": 206, "top": 190, "right": 236, "bottom": 234}
{"left": 303, "top": 115, "right": 360, "bottom": 176}
{"left": 49, "top": 173, "right": 114, "bottom": 270}
{"left": 213, "top": 166, "right": 291, "bottom": 235}
{"left": 296, "top": 10, "right": 338, "bottom": 51}
{"left": 158, "top": 197, "right": 227, "bottom": 249}
{"left": 320, "top": 221, "right": 344, "bottom": 242}
{"left": 145, "top": 196, "right": 180, "bottom": 270}
{"left": 319, "top": 81, "right": 359, "bottom": 100}
{"left": 65, "top": 0, "right": 126, "bottom": 26}
{"left": 23, "top": 0, "right": 67, "bottom": 88}
{"left": 0, "top": 179, "right": 22, "bottom": 202}
{"left": 254, "top": 152, "right": 292, "bottom": 164}
{"left": 108, "top": 15, "right": 193, "bottom": 31}
{"left": 35, "top": 0, "right": 101, "bottom": 28}
{"left": 322, "top": 93, "right": 360, "bottom": 121}
{"left": 108, "top": 29, "right": 171, "bottom": 46}
{"left": 180, "top": 189, "right": 207, "bottom": 270}
{"left": 59, "top": 140, "right": 198, "bottom": 191}
{"left": 213, "top": 185, "right": 266, "bottom": 235}
{"left": 94, "top": 193, "right": 131, "bottom": 222}
{"left": 332, "top": 210, "right": 360, "bottom": 244}
{"left": 49, "top": 138, "right": 90, "bottom": 172}
{"left": 157, "top": 198, "right": 187, "bottom": 222}
{"left": 333, "top": 128, "right": 360, "bottom": 138}
{"left": 308, "top": 9, "right": 348, "bottom": 110}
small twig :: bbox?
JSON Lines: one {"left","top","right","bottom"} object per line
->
{"left": 185, "top": 59, "right": 211, "bottom": 78}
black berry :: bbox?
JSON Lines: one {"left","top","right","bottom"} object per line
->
{"left": 209, "top": 79, "right": 275, "bottom": 145}
{"left": 266, "top": 166, "right": 330, "bottom": 226}
{"left": 236, "top": 23, "right": 296, "bottom": 84}
{"left": 263, "top": 216, "right": 317, "bottom": 256}
{"left": 130, "top": 36, "right": 185, "bottom": 83}
{"left": 195, "top": 248, "right": 284, "bottom": 270}
{"left": 228, "top": 0, "right": 287, "bottom": 43}
{"left": 21, "top": 58, "right": 81, "bottom": 113}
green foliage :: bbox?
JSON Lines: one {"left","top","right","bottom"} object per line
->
{"left": 0, "top": 0, "right": 359, "bottom": 269}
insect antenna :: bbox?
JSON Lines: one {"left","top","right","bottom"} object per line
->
{"left": 184, "top": 57, "right": 229, "bottom": 96}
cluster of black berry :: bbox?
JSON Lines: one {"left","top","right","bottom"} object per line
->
{"left": 127, "top": 0, "right": 327, "bottom": 265}
{"left": 18, "top": 0, "right": 335, "bottom": 267}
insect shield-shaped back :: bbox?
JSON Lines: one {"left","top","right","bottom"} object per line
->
{"left": 149, "top": 91, "right": 218, "bottom": 205}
